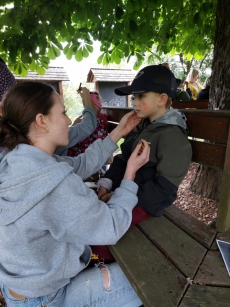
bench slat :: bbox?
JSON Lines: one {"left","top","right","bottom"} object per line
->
{"left": 194, "top": 251, "right": 230, "bottom": 286}
{"left": 191, "top": 140, "right": 226, "bottom": 169}
{"left": 164, "top": 205, "right": 216, "bottom": 248}
{"left": 180, "top": 284, "right": 230, "bottom": 307}
{"left": 172, "top": 100, "right": 209, "bottom": 109}
{"left": 137, "top": 216, "right": 207, "bottom": 278}
{"left": 108, "top": 225, "right": 188, "bottom": 307}
{"left": 184, "top": 113, "right": 229, "bottom": 143}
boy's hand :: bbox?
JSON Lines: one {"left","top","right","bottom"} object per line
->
{"left": 98, "top": 186, "right": 112, "bottom": 202}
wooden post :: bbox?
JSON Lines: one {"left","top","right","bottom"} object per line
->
{"left": 216, "top": 127, "right": 230, "bottom": 232}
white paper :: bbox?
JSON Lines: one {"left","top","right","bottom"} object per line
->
{"left": 216, "top": 239, "right": 230, "bottom": 276}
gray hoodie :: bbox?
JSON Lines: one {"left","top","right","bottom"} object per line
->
{"left": 0, "top": 136, "right": 138, "bottom": 296}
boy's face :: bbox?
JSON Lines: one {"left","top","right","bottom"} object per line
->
{"left": 132, "top": 92, "right": 167, "bottom": 122}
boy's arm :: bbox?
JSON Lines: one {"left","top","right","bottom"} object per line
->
{"left": 54, "top": 106, "right": 97, "bottom": 156}
{"left": 97, "top": 154, "right": 127, "bottom": 191}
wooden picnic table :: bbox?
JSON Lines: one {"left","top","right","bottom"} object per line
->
{"left": 109, "top": 205, "right": 230, "bottom": 307}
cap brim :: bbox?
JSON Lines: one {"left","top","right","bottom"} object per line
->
{"left": 115, "top": 85, "right": 146, "bottom": 96}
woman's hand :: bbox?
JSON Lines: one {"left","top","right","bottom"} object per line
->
{"left": 77, "top": 87, "right": 92, "bottom": 108}
{"left": 124, "top": 139, "right": 150, "bottom": 181}
{"left": 109, "top": 111, "right": 141, "bottom": 144}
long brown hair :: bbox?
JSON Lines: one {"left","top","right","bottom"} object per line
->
{"left": 0, "top": 82, "right": 55, "bottom": 150}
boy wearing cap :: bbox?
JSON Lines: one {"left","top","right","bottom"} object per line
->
{"left": 97, "top": 65, "right": 192, "bottom": 219}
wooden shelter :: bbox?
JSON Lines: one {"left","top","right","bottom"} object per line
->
{"left": 87, "top": 68, "right": 136, "bottom": 107}
{"left": 14, "top": 67, "right": 69, "bottom": 102}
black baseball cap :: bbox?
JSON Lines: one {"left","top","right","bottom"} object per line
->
{"left": 115, "top": 65, "right": 178, "bottom": 98}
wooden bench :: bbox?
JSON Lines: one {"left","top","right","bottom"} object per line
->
{"left": 172, "top": 99, "right": 208, "bottom": 109}
{"left": 101, "top": 106, "right": 230, "bottom": 307}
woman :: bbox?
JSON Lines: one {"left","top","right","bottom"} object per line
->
{"left": 0, "top": 82, "right": 149, "bottom": 307}
{"left": 197, "top": 76, "right": 211, "bottom": 100}
{"left": 185, "top": 68, "right": 203, "bottom": 100}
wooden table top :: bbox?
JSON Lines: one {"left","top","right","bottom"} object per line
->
{"left": 108, "top": 205, "right": 230, "bottom": 307}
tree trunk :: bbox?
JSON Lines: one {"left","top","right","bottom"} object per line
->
{"left": 189, "top": 0, "right": 230, "bottom": 200}
{"left": 209, "top": 0, "right": 230, "bottom": 110}
{"left": 189, "top": 164, "right": 222, "bottom": 201}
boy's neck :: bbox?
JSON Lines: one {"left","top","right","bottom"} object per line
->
{"left": 149, "top": 108, "right": 168, "bottom": 122}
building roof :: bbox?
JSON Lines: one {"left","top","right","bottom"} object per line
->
{"left": 87, "top": 68, "right": 136, "bottom": 82}
{"left": 14, "top": 66, "right": 69, "bottom": 82}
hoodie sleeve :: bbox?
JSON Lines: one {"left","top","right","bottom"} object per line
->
{"left": 53, "top": 136, "right": 118, "bottom": 180}
{"left": 45, "top": 177, "right": 138, "bottom": 245}
{"left": 54, "top": 106, "right": 97, "bottom": 156}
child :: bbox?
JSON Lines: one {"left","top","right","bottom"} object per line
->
{"left": 67, "top": 91, "right": 108, "bottom": 157}
{"left": 173, "top": 79, "right": 192, "bottom": 101}
{"left": 94, "top": 65, "right": 192, "bottom": 263}
{"left": 0, "top": 58, "right": 17, "bottom": 153}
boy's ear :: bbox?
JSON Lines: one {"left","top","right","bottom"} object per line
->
{"left": 158, "top": 93, "right": 168, "bottom": 107}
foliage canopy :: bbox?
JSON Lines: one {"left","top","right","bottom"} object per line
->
{"left": 0, "top": 0, "right": 217, "bottom": 75}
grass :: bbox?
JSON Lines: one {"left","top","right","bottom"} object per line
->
{"left": 116, "top": 138, "right": 124, "bottom": 152}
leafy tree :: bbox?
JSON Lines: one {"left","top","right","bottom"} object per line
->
{"left": 145, "top": 47, "right": 213, "bottom": 83}
{"left": 1, "top": 0, "right": 229, "bottom": 205}
{"left": 0, "top": 0, "right": 216, "bottom": 75}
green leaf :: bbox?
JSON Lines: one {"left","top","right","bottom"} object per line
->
{"left": 29, "top": 60, "right": 37, "bottom": 71}
{"left": 85, "top": 44, "right": 93, "bottom": 53}
{"left": 97, "top": 53, "right": 104, "bottom": 64}
{"left": 60, "top": 25, "right": 68, "bottom": 38}
{"left": 47, "top": 46, "right": 56, "bottom": 60}
{"left": 21, "top": 50, "right": 31, "bottom": 64}
{"left": 103, "top": 53, "right": 109, "bottom": 65}
{"left": 193, "top": 13, "right": 200, "bottom": 25}
{"left": 75, "top": 49, "right": 83, "bottom": 62}
{"left": 115, "top": 6, "right": 123, "bottom": 20}
{"left": 20, "top": 63, "right": 28, "bottom": 76}
{"left": 63, "top": 43, "right": 71, "bottom": 55}
{"left": 52, "top": 44, "right": 61, "bottom": 57}
{"left": 82, "top": 47, "right": 89, "bottom": 58}
{"left": 36, "top": 65, "right": 46, "bottom": 75}
{"left": 123, "top": 44, "right": 130, "bottom": 57}
{"left": 53, "top": 41, "right": 63, "bottom": 50}
{"left": 126, "top": 1, "right": 134, "bottom": 13}
{"left": 114, "top": 54, "right": 121, "bottom": 64}
{"left": 41, "top": 56, "right": 50, "bottom": 65}
{"left": 72, "top": 12, "right": 78, "bottom": 23}
{"left": 66, "top": 48, "right": 73, "bottom": 60}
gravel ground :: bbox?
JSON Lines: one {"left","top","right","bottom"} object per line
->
{"left": 173, "top": 162, "right": 218, "bottom": 226}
